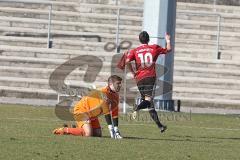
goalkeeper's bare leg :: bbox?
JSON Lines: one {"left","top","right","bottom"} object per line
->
{"left": 53, "top": 119, "right": 102, "bottom": 137}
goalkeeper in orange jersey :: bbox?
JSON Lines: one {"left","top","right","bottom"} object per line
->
{"left": 53, "top": 75, "right": 123, "bottom": 139}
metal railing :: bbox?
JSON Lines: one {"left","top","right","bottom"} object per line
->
{"left": 0, "top": 0, "right": 53, "bottom": 48}
{"left": 0, "top": 1, "right": 224, "bottom": 113}
{"left": 115, "top": 8, "right": 222, "bottom": 59}
{"left": 114, "top": 5, "right": 142, "bottom": 113}
{"left": 0, "top": 1, "right": 222, "bottom": 58}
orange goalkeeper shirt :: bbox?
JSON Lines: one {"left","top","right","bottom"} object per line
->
{"left": 73, "top": 86, "right": 119, "bottom": 120}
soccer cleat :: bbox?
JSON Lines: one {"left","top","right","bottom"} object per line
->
{"left": 53, "top": 127, "right": 66, "bottom": 135}
{"left": 160, "top": 125, "right": 167, "bottom": 133}
{"left": 130, "top": 104, "right": 139, "bottom": 120}
{"left": 131, "top": 111, "right": 138, "bottom": 120}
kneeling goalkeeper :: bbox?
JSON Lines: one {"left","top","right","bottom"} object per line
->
{"left": 53, "top": 75, "right": 123, "bottom": 139}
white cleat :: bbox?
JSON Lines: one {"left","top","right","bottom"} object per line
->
{"left": 131, "top": 111, "right": 138, "bottom": 120}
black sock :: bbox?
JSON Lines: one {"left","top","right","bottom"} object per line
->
{"left": 136, "top": 100, "right": 151, "bottom": 111}
{"left": 149, "top": 109, "right": 163, "bottom": 128}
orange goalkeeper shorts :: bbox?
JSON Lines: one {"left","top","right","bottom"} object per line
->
{"left": 76, "top": 117, "right": 101, "bottom": 129}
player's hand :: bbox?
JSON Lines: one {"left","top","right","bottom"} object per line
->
{"left": 165, "top": 33, "right": 171, "bottom": 42}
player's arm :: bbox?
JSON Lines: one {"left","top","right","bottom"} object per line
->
{"left": 125, "top": 50, "right": 136, "bottom": 76}
{"left": 104, "top": 114, "right": 116, "bottom": 138}
{"left": 104, "top": 110, "right": 122, "bottom": 139}
{"left": 111, "top": 106, "right": 122, "bottom": 139}
{"left": 155, "top": 33, "right": 171, "bottom": 54}
{"left": 104, "top": 104, "right": 122, "bottom": 139}
{"left": 127, "top": 62, "right": 136, "bottom": 77}
{"left": 101, "top": 98, "right": 116, "bottom": 138}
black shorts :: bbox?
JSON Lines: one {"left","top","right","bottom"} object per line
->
{"left": 137, "top": 77, "right": 156, "bottom": 98}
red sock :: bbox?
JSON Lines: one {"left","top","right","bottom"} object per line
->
{"left": 64, "top": 128, "right": 85, "bottom": 136}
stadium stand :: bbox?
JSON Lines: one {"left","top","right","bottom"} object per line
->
{"left": 0, "top": 0, "right": 240, "bottom": 110}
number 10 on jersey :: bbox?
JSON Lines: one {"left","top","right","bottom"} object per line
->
{"left": 138, "top": 53, "right": 153, "bottom": 68}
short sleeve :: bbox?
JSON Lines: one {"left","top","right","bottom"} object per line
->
{"left": 152, "top": 44, "right": 168, "bottom": 55}
{"left": 126, "top": 49, "right": 136, "bottom": 61}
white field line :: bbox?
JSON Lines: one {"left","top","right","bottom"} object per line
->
{"left": 2, "top": 117, "right": 240, "bottom": 131}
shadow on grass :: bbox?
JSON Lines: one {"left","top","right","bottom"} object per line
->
{"left": 170, "top": 135, "right": 240, "bottom": 141}
{"left": 121, "top": 136, "right": 219, "bottom": 143}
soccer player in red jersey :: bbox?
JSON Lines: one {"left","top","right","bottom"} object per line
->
{"left": 125, "top": 31, "right": 171, "bottom": 133}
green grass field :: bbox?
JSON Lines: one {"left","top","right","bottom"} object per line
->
{"left": 0, "top": 104, "right": 240, "bottom": 160}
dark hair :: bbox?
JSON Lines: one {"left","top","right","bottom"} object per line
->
{"left": 108, "top": 75, "right": 122, "bottom": 83}
{"left": 139, "top": 31, "right": 150, "bottom": 44}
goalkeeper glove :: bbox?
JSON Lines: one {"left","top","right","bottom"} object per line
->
{"left": 108, "top": 125, "right": 123, "bottom": 139}
{"left": 108, "top": 125, "right": 115, "bottom": 138}
{"left": 114, "top": 126, "right": 123, "bottom": 139}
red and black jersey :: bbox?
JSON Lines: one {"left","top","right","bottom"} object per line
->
{"left": 127, "top": 44, "right": 168, "bottom": 82}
